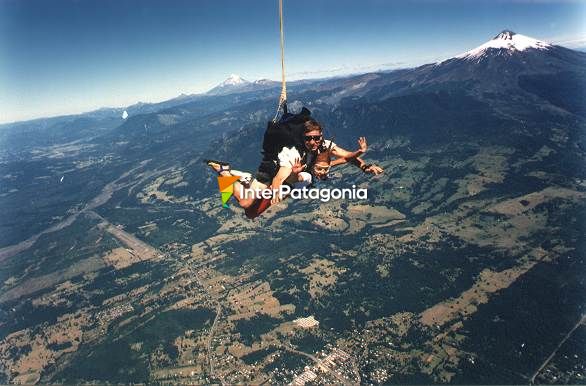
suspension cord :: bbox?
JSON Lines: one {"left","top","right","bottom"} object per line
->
{"left": 272, "top": 0, "right": 287, "bottom": 122}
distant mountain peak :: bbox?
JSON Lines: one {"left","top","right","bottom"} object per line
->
{"left": 220, "top": 74, "right": 249, "bottom": 86}
{"left": 206, "top": 74, "right": 280, "bottom": 95}
{"left": 494, "top": 30, "right": 516, "bottom": 40}
{"left": 456, "top": 30, "right": 551, "bottom": 60}
{"left": 206, "top": 74, "right": 252, "bottom": 95}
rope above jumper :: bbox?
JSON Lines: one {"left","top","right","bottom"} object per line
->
{"left": 278, "top": 0, "right": 286, "bottom": 107}
{"left": 273, "top": 0, "right": 287, "bottom": 122}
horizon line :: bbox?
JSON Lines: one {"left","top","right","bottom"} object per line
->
{"left": 2, "top": 35, "right": 584, "bottom": 126}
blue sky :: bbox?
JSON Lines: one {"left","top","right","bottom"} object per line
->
{"left": 1, "top": 0, "right": 584, "bottom": 123}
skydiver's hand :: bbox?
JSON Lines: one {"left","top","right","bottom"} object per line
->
{"left": 366, "top": 164, "right": 383, "bottom": 175}
{"left": 271, "top": 191, "right": 282, "bottom": 205}
{"left": 292, "top": 158, "right": 305, "bottom": 174}
{"left": 358, "top": 137, "right": 368, "bottom": 153}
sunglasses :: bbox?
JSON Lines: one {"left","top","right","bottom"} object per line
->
{"left": 304, "top": 135, "right": 323, "bottom": 142}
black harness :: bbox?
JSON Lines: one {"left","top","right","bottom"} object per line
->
{"left": 255, "top": 107, "right": 312, "bottom": 184}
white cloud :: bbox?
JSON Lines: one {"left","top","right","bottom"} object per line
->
{"left": 552, "top": 36, "right": 586, "bottom": 49}
{"left": 288, "top": 61, "right": 408, "bottom": 79}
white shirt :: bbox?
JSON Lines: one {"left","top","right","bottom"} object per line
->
{"left": 277, "top": 146, "right": 302, "bottom": 168}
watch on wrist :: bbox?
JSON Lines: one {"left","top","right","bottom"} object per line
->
{"left": 361, "top": 163, "right": 372, "bottom": 172}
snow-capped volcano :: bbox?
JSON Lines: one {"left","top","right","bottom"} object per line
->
{"left": 205, "top": 74, "right": 248, "bottom": 95}
{"left": 207, "top": 74, "right": 280, "bottom": 96}
{"left": 456, "top": 30, "right": 551, "bottom": 60}
{"left": 219, "top": 74, "right": 250, "bottom": 86}
{"left": 206, "top": 74, "right": 252, "bottom": 95}
{"left": 354, "top": 30, "right": 586, "bottom": 100}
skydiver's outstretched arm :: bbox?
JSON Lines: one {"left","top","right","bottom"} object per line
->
{"left": 347, "top": 157, "right": 384, "bottom": 175}
{"left": 330, "top": 156, "right": 383, "bottom": 175}
{"left": 329, "top": 137, "right": 383, "bottom": 174}
{"left": 331, "top": 137, "right": 368, "bottom": 160}
{"left": 330, "top": 157, "right": 349, "bottom": 167}
{"left": 270, "top": 165, "right": 293, "bottom": 205}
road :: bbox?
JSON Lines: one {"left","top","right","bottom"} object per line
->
{"left": 207, "top": 304, "right": 223, "bottom": 378}
{"left": 529, "top": 314, "right": 586, "bottom": 384}
{"left": 87, "top": 210, "right": 160, "bottom": 261}
{"left": 0, "top": 161, "right": 158, "bottom": 262}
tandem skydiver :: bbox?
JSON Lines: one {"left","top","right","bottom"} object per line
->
{"left": 205, "top": 110, "right": 383, "bottom": 218}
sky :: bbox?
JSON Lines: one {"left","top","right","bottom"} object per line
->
{"left": 0, "top": 0, "right": 584, "bottom": 124}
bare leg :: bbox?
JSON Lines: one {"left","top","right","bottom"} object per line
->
{"left": 232, "top": 179, "right": 268, "bottom": 208}
{"left": 207, "top": 161, "right": 267, "bottom": 209}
